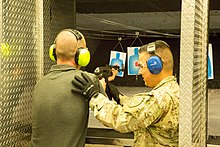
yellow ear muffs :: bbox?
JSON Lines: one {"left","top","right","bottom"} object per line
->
{"left": 75, "top": 48, "right": 90, "bottom": 67}
{"left": 49, "top": 44, "right": 57, "bottom": 61}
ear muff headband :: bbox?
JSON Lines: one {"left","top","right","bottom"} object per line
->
{"left": 67, "top": 29, "right": 90, "bottom": 67}
{"left": 64, "top": 29, "right": 82, "bottom": 40}
{"left": 49, "top": 29, "right": 91, "bottom": 67}
{"left": 146, "top": 42, "right": 163, "bottom": 74}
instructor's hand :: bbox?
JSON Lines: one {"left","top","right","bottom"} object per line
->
{"left": 72, "top": 73, "right": 99, "bottom": 101}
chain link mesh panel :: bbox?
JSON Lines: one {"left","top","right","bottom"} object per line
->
{"left": 0, "top": 0, "right": 76, "bottom": 146}
{"left": 179, "top": 0, "right": 209, "bottom": 146}
{"left": 36, "top": 0, "right": 44, "bottom": 81}
{"left": 44, "top": 0, "right": 76, "bottom": 74}
{"left": 43, "top": 0, "right": 53, "bottom": 75}
{"left": 0, "top": 0, "right": 36, "bottom": 146}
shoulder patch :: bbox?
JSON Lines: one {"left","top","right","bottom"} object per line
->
{"left": 127, "top": 97, "right": 144, "bottom": 108}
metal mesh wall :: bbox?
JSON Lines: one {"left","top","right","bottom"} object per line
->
{"left": 44, "top": 0, "right": 76, "bottom": 74}
{"left": 36, "top": 0, "right": 44, "bottom": 81}
{"left": 179, "top": 0, "right": 209, "bottom": 146}
{"left": 0, "top": 0, "right": 76, "bottom": 146}
{"left": 43, "top": 0, "right": 53, "bottom": 74}
{"left": 0, "top": 0, "right": 36, "bottom": 146}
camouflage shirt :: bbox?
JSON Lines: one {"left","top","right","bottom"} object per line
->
{"left": 90, "top": 76, "right": 179, "bottom": 147}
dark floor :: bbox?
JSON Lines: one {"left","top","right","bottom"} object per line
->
{"left": 207, "top": 136, "right": 220, "bottom": 145}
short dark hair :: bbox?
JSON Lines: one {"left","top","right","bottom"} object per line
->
{"left": 139, "top": 40, "right": 170, "bottom": 53}
{"left": 139, "top": 40, "right": 174, "bottom": 72}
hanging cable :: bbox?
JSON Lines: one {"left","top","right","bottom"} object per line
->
{"left": 77, "top": 27, "right": 179, "bottom": 39}
{"left": 112, "top": 37, "right": 124, "bottom": 52}
{"left": 78, "top": 14, "right": 180, "bottom": 38}
{"left": 130, "top": 32, "right": 144, "bottom": 47}
{"left": 85, "top": 36, "right": 118, "bottom": 40}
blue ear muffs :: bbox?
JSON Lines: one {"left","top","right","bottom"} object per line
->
{"left": 146, "top": 42, "right": 163, "bottom": 74}
{"left": 147, "top": 56, "right": 163, "bottom": 74}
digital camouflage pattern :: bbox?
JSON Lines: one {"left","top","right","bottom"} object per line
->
{"left": 90, "top": 76, "right": 179, "bottom": 147}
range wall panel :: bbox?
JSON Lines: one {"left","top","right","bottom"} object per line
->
{"left": 44, "top": 0, "right": 76, "bottom": 74}
{"left": 179, "top": 0, "right": 209, "bottom": 146}
{"left": 0, "top": 0, "right": 36, "bottom": 146}
{"left": 0, "top": 0, "right": 76, "bottom": 146}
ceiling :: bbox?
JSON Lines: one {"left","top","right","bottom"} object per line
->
{"left": 75, "top": 0, "right": 220, "bottom": 39}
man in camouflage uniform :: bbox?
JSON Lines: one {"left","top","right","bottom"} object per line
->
{"left": 72, "top": 40, "right": 179, "bottom": 147}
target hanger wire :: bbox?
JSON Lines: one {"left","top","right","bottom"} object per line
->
{"left": 112, "top": 37, "right": 124, "bottom": 52}
{"left": 130, "top": 32, "right": 143, "bottom": 47}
